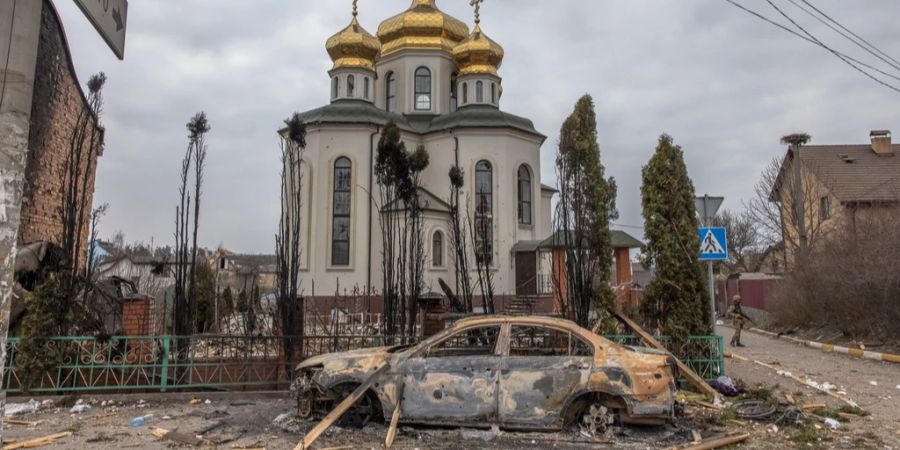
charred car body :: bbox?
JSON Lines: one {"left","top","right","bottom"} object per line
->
{"left": 290, "top": 316, "right": 677, "bottom": 433}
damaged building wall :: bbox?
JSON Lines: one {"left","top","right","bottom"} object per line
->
{"left": 18, "top": 0, "right": 103, "bottom": 262}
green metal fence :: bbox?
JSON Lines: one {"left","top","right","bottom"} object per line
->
{"left": 3, "top": 333, "right": 723, "bottom": 394}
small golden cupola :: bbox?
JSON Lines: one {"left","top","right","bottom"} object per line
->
{"left": 326, "top": 1, "right": 381, "bottom": 103}
{"left": 325, "top": 1, "right": 381, "bottom": 72}
{"left": 453, "top": 0, "right": 504, "bottom": 108}
{"left": 377, "top": 0, "right": 470, "bottom": 58}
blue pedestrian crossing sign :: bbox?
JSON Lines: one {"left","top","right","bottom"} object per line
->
{"left": 699, "top": 227, "right": 728, "bottom": 261}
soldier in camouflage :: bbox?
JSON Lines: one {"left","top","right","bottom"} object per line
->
{"left": 727, "top": 295, "right": 755, "bottom": 347}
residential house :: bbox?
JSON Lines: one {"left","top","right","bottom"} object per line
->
{"left": 771, "top": 130, "right": 900, "bottom": 266}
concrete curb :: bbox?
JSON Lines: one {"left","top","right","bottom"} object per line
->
{"left": 746, "top": 327, "right": 900, "bottom": 364}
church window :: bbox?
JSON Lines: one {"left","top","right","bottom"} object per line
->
{"left": 386, "top": 72, "right": 397, "bottom": 112}
{"left": 476, "top": 81, "right": 484, "bottom": 103}
{"left": 475, "top": 160, "right": 493, "bottom": 265}
{"left": 491, "top": 83, "right": 496, "bottom": 104}
{"left": 462, "top": 83, "right": 469, "bottom": 104}
{"left": 450, "top": 72, "right": 458, "bottom": 112}
{"left": 332, "top": 77, "right": 339, "bottom": 99}
{"left": 517, "top": 165, "right": 532, "bottom": 225}
{"left": 414, "top": 67, "right": 432, "bottom": 110}
{"left": 364, "top": 77, "right": 370, "bottom": 99}
{"left": 332, "top": 157, "right": 352, "bottom": 266}
{"left": 347, "top": 75, "right": 355, "bottom": 98}
{"left": 432, "top": 231, "right": 444, "bottom": 267}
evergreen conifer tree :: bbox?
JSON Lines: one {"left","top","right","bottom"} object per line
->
{"left": 555, "top": 95, "right": 618, "bottom": 328}
{"left": 640, "top": 135, "right": 711, "bottom": 343}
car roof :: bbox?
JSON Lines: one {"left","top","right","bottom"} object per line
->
{"left": 452, "top": 314, "right": 585, "bottom": 331}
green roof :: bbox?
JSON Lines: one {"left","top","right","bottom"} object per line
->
{"left": 540, "top": 230, "right": 643, "bottom": 249}
{"left": 291, "top": 101, "right": 544, "bottom": 139}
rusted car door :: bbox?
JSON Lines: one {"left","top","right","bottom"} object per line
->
{"left": 399, "top": 325, "right": 501, "bottom": 424}
{"left": 498, "top": 324, "right": 594, "bottom": 428}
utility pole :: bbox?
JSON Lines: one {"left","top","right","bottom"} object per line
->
{"left": 792, "top": 142, "right": 807, "bottom": 259}
{"left": 0, "top": 0, "right": 44, "bottom": 440}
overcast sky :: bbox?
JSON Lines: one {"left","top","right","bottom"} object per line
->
{"left": 53, "top": 0, "right": 900, "bottom": 253}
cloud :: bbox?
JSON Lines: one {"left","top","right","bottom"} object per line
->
{"left": 53, "top": 0, "right": 900, "bottom": 251}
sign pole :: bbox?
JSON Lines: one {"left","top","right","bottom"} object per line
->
{"left": 695, "top": 195, "right": 725, "bottom": 333}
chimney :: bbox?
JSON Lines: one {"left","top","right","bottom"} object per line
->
{"left": 870, "top": 130, "right": 893, "bottom": 156}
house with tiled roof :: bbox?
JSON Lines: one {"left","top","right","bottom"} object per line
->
{"left": 771, "top": 130, "right": 900, "bottom": 264}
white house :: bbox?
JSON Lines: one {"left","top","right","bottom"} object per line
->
{"left": 288, "top": 0, "right": 554, "bottom": 309}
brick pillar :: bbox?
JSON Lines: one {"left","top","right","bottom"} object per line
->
{"left": 615, "top": 247, "right": 632, "bottom": 286}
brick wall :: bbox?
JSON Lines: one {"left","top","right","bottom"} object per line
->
{"left": 122, "top": 296, "right": 154, "bottom": 336}
{"left": 19, "top": 0, "right": 103, "bottom": 265}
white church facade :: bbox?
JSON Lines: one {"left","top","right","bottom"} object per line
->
{"left": 287, "top": 0, "right": 557, "bottom": 310}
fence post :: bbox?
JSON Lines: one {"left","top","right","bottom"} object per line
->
{"left": 160, "top": 336, "right": 170, "bottom": 392}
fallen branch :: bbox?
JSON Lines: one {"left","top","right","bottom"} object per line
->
{"left": 385, "top": 384, "right": 404, "bottom": 449}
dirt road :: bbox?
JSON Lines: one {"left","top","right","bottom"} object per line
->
{"left": 720, "top": 325, "right": 899, "bottom": 449}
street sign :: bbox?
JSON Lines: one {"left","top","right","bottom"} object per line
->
{"left": 73, "top": 0, "right": 128, "bottom": 60}
{"left": 694, "top": 195, "right": 724, "bottom": 226}
{"left": 699, "top": 227, "right": 728, "bottom": 261}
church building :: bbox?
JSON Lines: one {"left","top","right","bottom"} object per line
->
{"left": 288, "top": 0, "right": 556, "bottom": 311}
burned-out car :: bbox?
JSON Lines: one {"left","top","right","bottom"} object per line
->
{"left": 290, "top": 315, "right": 677, "bottom": 435}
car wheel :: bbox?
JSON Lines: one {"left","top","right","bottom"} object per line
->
{"left": 580, "top": 403, "right": 615, "bottom": 440}
{"left": 332, "top": 383, "right": 380, "bottom": 428}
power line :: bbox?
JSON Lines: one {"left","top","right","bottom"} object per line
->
{"left": 724, "top": 0, "right": 900, "bottom": 94}
{"left": 798, "top": 0, "right": 900, "bottom": 70}
{"left": 764, "top": 0, "right": 900, "bottom": 85}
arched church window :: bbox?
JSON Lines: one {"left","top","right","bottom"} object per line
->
{"left": 475, "top": 160, "right": 493, "bottom": 265}
{"left": 347, "top": 75, "right": 355, "bottom": 98}
{"left": 386, "top": 72, "right": 397, "bottom": 112}
{"left": 450, "top": 72, "right": 458, "bottom": 112}
{"left": 332, "top": 157, "right": 352, "bottom": 266}
{"left": 517, "top": 165, "right": 532, "bottom": 225}
{"left": 462, "top": 82, "right": 469, "bottom": 104}
{"left": 491, "top": 83, "right": 497, "bottom": 104}
{"left": 476, "top": 81, "right": 484, "bottom": 103}
{"left": 332, "top": 77, "right": 339, "bottom": 99}
{"left": 432, "top": 231, "right": 444, "bottom": 267}
{"left": 364, "top": 77, "right": 370, "bottom": 99}
{"left": 414, "top": 67, "right": 432, "bottom": 110}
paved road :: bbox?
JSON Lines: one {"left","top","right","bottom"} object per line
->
{"left": 719, "top": 325, "right": 900, "bottom": 446}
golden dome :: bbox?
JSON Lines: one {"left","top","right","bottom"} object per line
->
{"left": 452, "top": 24, "right": 504, "bottom": 77}
{"left": 326, "top": 15, "right": 381, "bottom": 72}
{"left": 377, "top": 0, "right": 470, "bottom": 58}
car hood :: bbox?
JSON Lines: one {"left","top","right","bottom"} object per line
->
{"left": 295, "top": 346, "right": 394, "bottom": 371}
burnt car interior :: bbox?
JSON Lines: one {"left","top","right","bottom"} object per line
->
{"left": 425, "top": 325, "right": 500, "bottom": 358}
{"left": 508, "top": 325, "right": 594, "bottom": 357}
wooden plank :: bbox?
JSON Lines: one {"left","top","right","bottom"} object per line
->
{"left": 384, "top": 385, "right": 405, "bottom": 449}
{"left": 294, "top": 364, "right": 390, "bottom": 450}
{"left": 2, "top": 432, "right": 72, "bottom": 450}
{"left": 666, "top": 433, "right": 750, "bottom": 450}
{"left": 609, "top": 309, "right": 720, "bottom": 400}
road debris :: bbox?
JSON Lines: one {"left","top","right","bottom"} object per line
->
{"left": 727, "top": 352, "right": 859, "bottom": 408}
{"left": 189, "top": 398, "right": 202, "bottom": 405}
{"left": 1, "top": 431, "right": 72, "bottom": 449}
{"left": 3, "top": 400, "right": 38, "bottom": 417}
{"left": 665, "top": 432, "right": 750, "bottom": 450}
{"left": 69, "top": 399, "right": 90, "bottom": 414}
{"left": 130, "top": 414, "right": 153, "bottom": 427}
{"left": 150, "top": 427, "right": 205, "bottom": 446}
